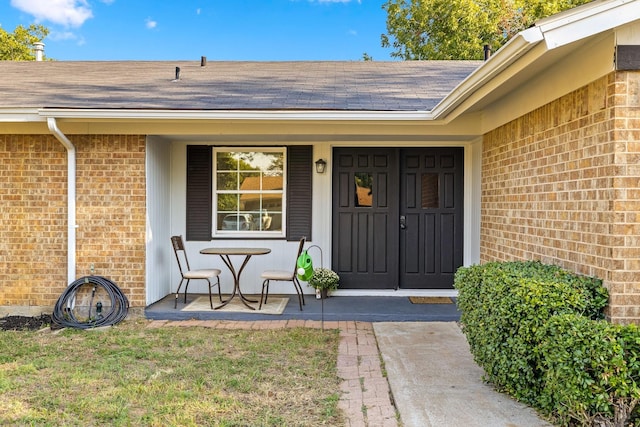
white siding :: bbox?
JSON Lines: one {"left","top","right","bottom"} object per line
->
{"left": 145, "top": 137, "right": 172, "bottom": 305}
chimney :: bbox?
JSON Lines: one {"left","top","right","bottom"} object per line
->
{"left": 201, "top": 56, "right": 207, "bottom": 66}
{"left": 483, "top": 44, "right": 492, "bottom": 61}
{"left": 175, "top": 66, "right": 181, "bottom": 80}
{"left": 34, "top": 42, "right": 45, "bottom": 61}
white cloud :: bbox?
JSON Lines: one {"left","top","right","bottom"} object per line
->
{"left": 49, "top": 30, "right": 76, "bottom": 41}
{"left": 10, "top": 0, "right": 93, "bottom": 27}
{"left": 49, "top": 29, "right": 85, "bottom": 45}
{"left": 145, "top": 17, "right": 157, "bottom": 29}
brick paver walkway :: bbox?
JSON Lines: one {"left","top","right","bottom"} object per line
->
{"left": 147, "top": 319, "right": 398, "bottom": 427}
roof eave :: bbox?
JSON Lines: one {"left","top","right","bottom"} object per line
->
{"left": 430, "top": 26, "right": 544, "bottom": 121}
{"left": 432, "top": 0, "right": 640, "bottom": 122}
{"left": 36, "top": 108, "right": 436, "bottom": 121}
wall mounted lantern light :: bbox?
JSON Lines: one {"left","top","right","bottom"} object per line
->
{"left": 315, "top": 158, "right": 327, "bottom": 174}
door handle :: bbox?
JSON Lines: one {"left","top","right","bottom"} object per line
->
{"left": 400, "top": 215, "right": 406, "bottom": 230}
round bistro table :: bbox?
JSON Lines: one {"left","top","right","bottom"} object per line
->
{"left": 199, "top": 247, "right": 271, "bottom": 310}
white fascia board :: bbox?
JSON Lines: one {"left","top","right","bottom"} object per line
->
{"left": 0, "top": 108, "right": 45, "bottom": 122}
{"left": 537, "top": 0, "right": 640, "bottom": 49}
{"left": 38, "top": 109, "right": 435, "bottom": 121}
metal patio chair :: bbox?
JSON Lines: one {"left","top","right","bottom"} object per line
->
{"left": 259, "top": 236, "right": 306, "bottom": 311}
{"left": 171, "top": 235, "right": 222, "bottom": 309}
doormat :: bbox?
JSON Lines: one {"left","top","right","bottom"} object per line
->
{"left": 409, "top": 297, "right": 453, "bottom": 304}
{"left": 182, "top": 296, "right": 288, "bottom": 315}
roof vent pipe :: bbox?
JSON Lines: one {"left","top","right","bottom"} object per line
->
{"left": 34, "top": 42, "right": 44, "bottom": 61}
{"left": 201, "top": 56, "right": 207, "bottom": 66}
{"left": 175, "top": 66, "right": 181, "bottom": 80}
{"left": 484, "top": 44, "right": 492, "bottom": 60}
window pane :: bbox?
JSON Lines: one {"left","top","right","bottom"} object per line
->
{"left": 219, "top": 213, "right": 255, "bottom": 231}
{"left": 422, "top": 173, "right": 439, "bottom": 208}
{"left": 216, "top": 172, "right": 237, "bottom": 191}
{"left": 255, "top": 204, "right": 282, "bottom": 231}
{"left": 216, "top": 152, "right": 237, "bottom": 170}
{"left": 262, "top": 174, "right": 283, "bottom": 190}
{"left": 237, "top": 151, "right": 283, "bottom": 173}
{"left": 217, "top": 194, "right": 238, "bottom": 211}
{"left": 238, "top": 172, "right": 261, "bottom": 193}
{"left": 355, "top": 173, "right": 373, "bottom": 207}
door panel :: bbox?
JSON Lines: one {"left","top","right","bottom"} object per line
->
{"left": 332, "top": 149, "right": 398, "bottom": 289}
{"left": 400, "top": 148, "right": 463, "bottom": 289}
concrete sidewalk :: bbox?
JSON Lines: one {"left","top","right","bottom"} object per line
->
{"left": 375, "top": 322, "right": 552, "bottom": 427}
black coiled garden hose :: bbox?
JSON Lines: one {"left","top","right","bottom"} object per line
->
{"left": 52, "top": 276, "right": 129, "bottom": 329}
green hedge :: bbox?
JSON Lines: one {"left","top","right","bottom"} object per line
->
{"left": 539, "top": 314, "right": 640, "bottom": 426}
{"left": 455, "top": 261, "right": 640, "bottom": 426}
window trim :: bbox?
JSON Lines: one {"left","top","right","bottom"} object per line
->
{"left": 212, "top": 147, "right": 287, "bottom": 238}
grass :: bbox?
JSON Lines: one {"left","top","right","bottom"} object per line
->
{"left": 0, "top": 320, "right": 343, "bottom": 426}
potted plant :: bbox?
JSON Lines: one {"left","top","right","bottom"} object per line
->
{"left": 307, "top": 267, "right": 340, "bottom": 299}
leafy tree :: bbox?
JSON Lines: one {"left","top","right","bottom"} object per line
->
{"left": 381, "top": 0, "right": 593, "bottom": 60}
{"left": 0, "top": 24, "right": 49, "bottom": 61}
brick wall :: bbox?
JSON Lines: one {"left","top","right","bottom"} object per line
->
{"left": 0, "top": 135, "right": 68, "bottom": 313}
{"left": 482, "top": 71, "right": 640, "bottom": 323}
{"left": 0, "top": 134, "right": 147, "bottom": 315}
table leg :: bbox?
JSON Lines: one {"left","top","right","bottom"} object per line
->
{"left": 235, "top": 255, "right": 259, "bottom": 305}
{"left": 214, "top": 254, "right": 257, "bottom": 310}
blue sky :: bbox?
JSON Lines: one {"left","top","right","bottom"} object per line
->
{"left": 1, "top": 0, "right": 395, "bottom": 61}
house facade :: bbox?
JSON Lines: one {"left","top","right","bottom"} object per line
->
{"left": 1, "top": 0, "right": 640, "bottom": 322}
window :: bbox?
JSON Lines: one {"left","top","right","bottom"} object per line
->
{"left": 421, "top": 173, "right": 439, "bottom": 208}
{"left": 214, "top": 148, "right": 285, "bottom": 235}
{"left": 354, "top": 172, "right": 373, "bottom": 207}
{"left": 186, "top": 145, "right": 312, "bottom": 241}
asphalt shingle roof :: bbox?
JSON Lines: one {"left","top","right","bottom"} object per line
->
{"left": 0, "top": 60, "right": 482, "bottom": 112}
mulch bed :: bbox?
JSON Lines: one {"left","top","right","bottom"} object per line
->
{"left": 0, "top": 314, "right": 52, "bottom": 331}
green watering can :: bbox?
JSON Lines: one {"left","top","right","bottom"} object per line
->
{"left": 296, "top": 250, "right": 314, "bottom": 281}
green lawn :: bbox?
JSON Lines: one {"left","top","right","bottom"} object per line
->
{"left": 0, "top": 320, "right": 343, "bottom": 426}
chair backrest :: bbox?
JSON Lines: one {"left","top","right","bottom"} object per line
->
{"left": 292, "top": 236, "right": 306, "bottom": 276}
{"left": 171, "top": 235, "right": 190, "bottom": 276}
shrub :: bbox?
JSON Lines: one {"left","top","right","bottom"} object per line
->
{"left": 538, "top": 314, "right": 640, "bottom": 426}
{"left": 455, "top": 261, "right": 612, "bottom": 417}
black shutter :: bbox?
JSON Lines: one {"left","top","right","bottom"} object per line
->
{"left": 186, "top": 145, "right": 212, "bottom": 241}
{"left": 286, "top": 146, "right": 312, "bottom": 241}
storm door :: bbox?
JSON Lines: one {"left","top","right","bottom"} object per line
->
{"left": 332, "top": 147, "right": 463, "bottom": 290}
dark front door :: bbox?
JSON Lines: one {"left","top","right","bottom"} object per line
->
{"left": 332, "top": 147, "right": 463, "bottom": 290}
{"left": 332, "top": 149, "right": 398, "bottom": 289}
{"left": 399, "top": 148, "right": 464, "bottom": 289}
